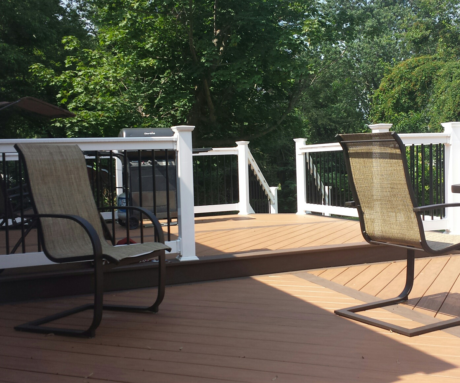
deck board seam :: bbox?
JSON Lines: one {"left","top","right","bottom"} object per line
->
{"left": 292, "top": 270, "right": 460, "bottom": 338}
{"left": 358, "top": 262, "right": 392, "bottom": 292}
{"left": 412, "top": 257, "right": 451, "bottom": 311}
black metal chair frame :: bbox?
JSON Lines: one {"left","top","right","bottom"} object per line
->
{"left": 13, "top": 146, "right": 167, "bottom": 338}
{"left": 336, "top": 132, "right": 460, "bottom": 337}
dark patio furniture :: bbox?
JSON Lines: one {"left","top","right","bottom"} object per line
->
{"left": 336, "top": 131, "right": 460, "bottom": 337}
{"left": 13, "top": 143, "right": 170, "bottom": 338}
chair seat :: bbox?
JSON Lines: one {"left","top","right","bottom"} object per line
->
{"left": 425, "top": 231, "right": 460, "bottom": 252}
{"left": 102, "top": 241, "right": 171, "bottom": 263}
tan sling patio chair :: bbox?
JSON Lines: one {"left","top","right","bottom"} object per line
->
{"left": 14, "top": 143, "right": 170, "bottom": 338}
{"left": 336, "top": 132, "right": 460, "bottom": 337}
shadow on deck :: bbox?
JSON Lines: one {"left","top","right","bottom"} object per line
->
{"left": 0, "top": 270, "right": 458, "bottom": 382}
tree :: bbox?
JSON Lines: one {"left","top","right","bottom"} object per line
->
{"left": 294, "top": 0, "right": 416, "bottom": 143}
{"left": 371, "top": 0, "right": 460, "bottom": 132}
{"left": 372, "top": 56, "right": 460, "bottom": 132}
{"left": 32, "top": 0, "right": 322, "bottom": 144}
{"left": 0, "top": 0, "right": 91, "bottom": 138}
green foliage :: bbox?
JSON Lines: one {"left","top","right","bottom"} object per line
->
{"left": 32, "top": 0, "right": 318, "bottom": 143}
{"left": 371, "top": 0, "right": 460, "bottom": 132}
{"left": 3, "top": 0, "right": 460, "bottom": 212}
{"left": 372, "top": 57, "right": 460, "bottom": 132}
{"left": 0, "top": 0, "right": 91, "bottom": 138}
{"left": 297, "top": 0, "right": 415, "bottom": 143}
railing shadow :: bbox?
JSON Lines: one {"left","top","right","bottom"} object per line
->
{"left": 21, "top": 271, "right": 455, "bottom": 382}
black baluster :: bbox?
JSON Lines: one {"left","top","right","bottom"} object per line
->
{"left": 165, "top": 149, "right": 171, "bottom": 242}
{"left": 2, "top": 153, "right": 9, "bottom": 254}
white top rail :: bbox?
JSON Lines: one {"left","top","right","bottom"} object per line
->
{"left": 298, "top": 132, "right": 452, "bottom": 154}
{"left": 193, "top": 147, "right": 238, "bottom": 156}
{"left": 0, "top": 136, "right": 177, "bottom": 153}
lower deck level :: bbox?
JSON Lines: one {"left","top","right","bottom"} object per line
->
{"left": 2, "top": 256, "right": 460, "bottom": 382}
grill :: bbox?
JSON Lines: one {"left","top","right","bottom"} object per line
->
{"left": 118, "top": 129, "right": 177, "bottom": 228}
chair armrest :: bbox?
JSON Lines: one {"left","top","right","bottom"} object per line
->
{"left": 345, "top": 201, "right": 356, "bottom": 208}
{"left": 22, "top": 213, "right": 103, "bottom": 260}
{"left": 413, "top": 203, "right": 460, "bottom": 212}
{"left": 98, "top": 206, "right": 165, "bottom": 244}
{"left": 452, "top": 184, "right": 460, "bottom": 194}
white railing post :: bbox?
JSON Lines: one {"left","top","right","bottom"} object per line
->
{"left": 236, "top": 141, "right": 254, "bottom": 215}
{"left": 442, "top": 122, "right": 460, "bottom": 234}
{"left": 269, "top": 186, "right": 278, "bottom": 214}
{"left": 171, "top": 125, "right": 199, "bottom": 261}
{"left": 294, "top": 138, "right": 307, "bottom": 215}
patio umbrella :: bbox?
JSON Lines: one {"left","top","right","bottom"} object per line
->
{"left": 0, "top": 97, "right": 75, "bottom": 118}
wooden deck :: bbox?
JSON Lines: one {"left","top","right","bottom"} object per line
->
{"left": 193, "top": 213, "right": 364, "bottom": 259}
{"left": 2, "top": 257, "right": 460, "bottom": 382}
{"left": 308, "top": 254, "right": 460, "bottom": 320}
{"left": 0, "top": 213, "right": 365, "bottom": 259}
{"left": 0, "top": 214, "right": 417, "bottom": 303}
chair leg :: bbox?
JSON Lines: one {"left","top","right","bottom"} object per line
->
{"left": 104, "top": 251, "right": 166, "bottom": 313}
{"left": 335, "top": 249, "right": 460, "bottom": 336}
{"left": 14, "top": 259, "right": 104, "bottom": 338}
{"left": 14, "top": 251, "right": 165, "bottom": 338}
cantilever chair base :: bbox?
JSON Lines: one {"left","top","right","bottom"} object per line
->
{"left": 335, "top": 301, "right": 460, "bottom": 338}
{"left": 15, "top": 251, "right": 166, "bottom": 338}
{"left": 334, "top": 248, "right": 460, "bottom": 337}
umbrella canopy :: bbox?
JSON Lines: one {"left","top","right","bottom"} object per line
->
{"left": 0, "top": 97, "right": 75, "bottom": 118}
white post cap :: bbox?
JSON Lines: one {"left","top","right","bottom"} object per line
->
{"left": 368, "top": 123, "right": 392, "bottom": 133}
{"left": 441, "top": 122, "right": 460, "bottom": 134}
{"left": 294, "top": 138, "right": 307, "bottom": 144}
{"left": 171, "top": 125, "right": 195, "bottom": 133}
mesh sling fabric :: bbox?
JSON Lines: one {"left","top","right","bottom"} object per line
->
{"left": 340, "top": 133, "right": 423, "bottom": 248}
{"left": 16, "top": 144, "right": 169, "bottom": 262}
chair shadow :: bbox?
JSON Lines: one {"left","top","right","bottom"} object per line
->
{"left": 406, "top": 292, "right": 460, "bottom": 318}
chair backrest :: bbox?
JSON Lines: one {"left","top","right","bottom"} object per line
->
{"left": 338, "top": 132, "right": 423, "bottom": 248}
{"left": 15, "top": 144, "right": 105, "bottom": 260}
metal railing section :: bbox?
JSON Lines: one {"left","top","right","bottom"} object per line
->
{"left": 193, "top": 142, "right": 278, "bottom": 215}
{"left": 0, "top": 126, "right": 198, "bottom": 269}
{"left": 295, "top": 123, "right": 460, "bottom": 233}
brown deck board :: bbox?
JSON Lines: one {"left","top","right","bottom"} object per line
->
{"left": 345, "top": 262, "right": 391, "bottom": 291}
{"left": 377, "top": 258, "right": 431, "bottom": 299}
{"left": 437, "top": 273, "right": 460, "bottom": 319}
{"left": 3, "top": 266, "right": 460, "bottom": 382}
{"left": 317, "top": 266, "right": 348, "bottom": 281}
{"left": 330, "top": 264, "right": 370, "bottom": 285}
{"left": 307, "top": 254, "right": 460, "bottom": 333}
{"left": 405, "top": 257, "right": 450, "bottom": 308}
{"left": 281, "top": 220, "right": 353, "bottom": 249}
{"left": 415, "top": 256, "right": 460, "bottom": 317}
{"left": 360, "top": 261, "right": 407, "bottom": 296}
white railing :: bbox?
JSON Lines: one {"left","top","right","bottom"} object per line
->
{"left": 0, "top": 125, "right": 199, "bottom": 269}
{"left": 193, "top": 141, "right": 278, "bottom": 215}
{"left": 295, "top": 122, "right": 460, "bottom": 234}
{"left": 0, "top": 128, "right": 279, "bottom": 269}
